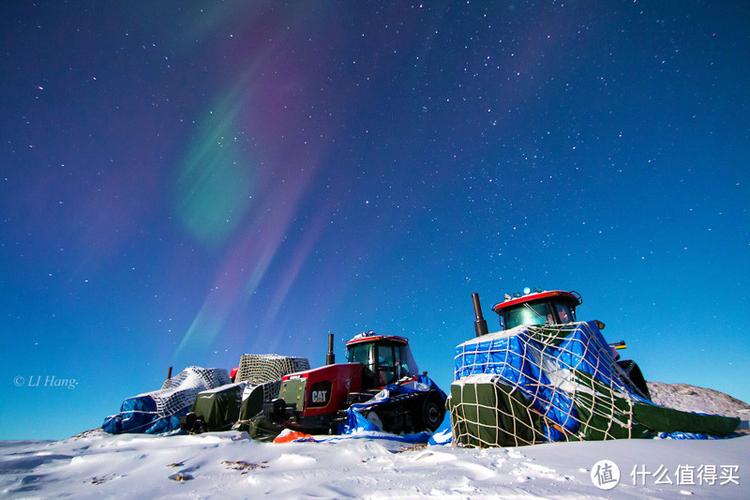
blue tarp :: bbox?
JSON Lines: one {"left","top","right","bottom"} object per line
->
{"left": 102, "top": 396, "right": 186, "bottom": 434}
{"left": 344, "top": 374, "right": 446, "bottom": 436}
{"left": 453, "top": 321, "right": 625, "bottom": 441}
{"left": 102, "top": 366, "right": 230, "bottom": 435}
{"left": 427, "top": 412, "right": 452, "bottom": 445}
{"left": 448, "top": 321, "right": 724, "bottom": 444}
{"left": 288, "top": 429, "right": 435, "bottom": 444}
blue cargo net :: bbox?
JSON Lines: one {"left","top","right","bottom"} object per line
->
{"left": 451, "top": 321, "right": 650, "bottom": 445}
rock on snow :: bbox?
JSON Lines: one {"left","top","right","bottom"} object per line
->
{"left": 648, "top": 381, "right": 750, "bottom": 420}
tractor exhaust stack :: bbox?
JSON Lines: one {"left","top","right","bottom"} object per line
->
{"left": 326, "top": 332, "right": 335, "bottom": 365}
{"left": 472, "top": 292, "right": 489, "bottom": 337}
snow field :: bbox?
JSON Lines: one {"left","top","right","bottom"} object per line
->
{"left": 1, "top": 430, "right": 747, "bottom": 499}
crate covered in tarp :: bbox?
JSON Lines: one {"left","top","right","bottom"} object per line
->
{"left": 235, "top": 354, "right": 310, "bottom": 385}
{"left": 233, "top": 380, "right": 288, "bottom": 439}
{"left": 102, "top": 366, "right": 230, "bottom": 434}
{"left": 234, "top": 353, "right": 309, "bottom": 425}
{"left": 232, "top": 354, "right": 309, "bottom": 434}
{"left": 449, "top": 322, "right": 739, "bottom": 447}
{"left": 181, "top": 354, "right": 310, "bottom": 434}
{"left": 182, "top": 382, "right": 245, "bottom": 433}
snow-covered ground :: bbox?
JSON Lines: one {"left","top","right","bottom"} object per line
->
{"left": 1, "top": 431, "right": 747, "bottom": 498}
{"left": 1, "top": 382, "right": 747, "bottom": 499}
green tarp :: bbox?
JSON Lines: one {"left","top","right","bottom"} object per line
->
{"left": 191, "top": 383, "right": 243, "bottom": 432}
{"left": 633, "top": 402, "right": 739, "bottom": 436}
{"left": 449, "top": 371, "right": 740, "bottom": 448}
{"left": 449, "top": 379, "right": 543, "bottom": 447}
{"left": 236, "top": 384, "right": 266, "bottom": 427}
{"left": 235, "top": 381, "right": 281, "bottom": 432}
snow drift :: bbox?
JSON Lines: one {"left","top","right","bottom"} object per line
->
{"left": 1, "top": 430, "right": 746, "bottom": 498}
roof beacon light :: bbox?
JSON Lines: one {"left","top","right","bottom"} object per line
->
{"left": 523, "top": 287, "right": 531, "bottom": 295}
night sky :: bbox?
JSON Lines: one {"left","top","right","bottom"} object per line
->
{"left": 1, "top": 1, "right": 748, "bottom": 439}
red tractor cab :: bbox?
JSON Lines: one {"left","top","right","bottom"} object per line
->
{"left": 492, "top": 289, "right": 582, "bottom": 331}
{"left": 266, "top": 331, "right": 445, "bottom": 435}
{"left": 345, "top": 333, "right": 419, "bottom": 389}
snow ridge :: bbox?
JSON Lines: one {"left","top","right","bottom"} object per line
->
{"left": 648, "top": 381, "right": 750, "bottom": 419}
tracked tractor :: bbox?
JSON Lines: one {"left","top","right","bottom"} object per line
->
{"left": 265, "top": 331, "right": 446, "bottom": 435}
{"left": 471, "top": 288, "right": 651, "bottom": 399}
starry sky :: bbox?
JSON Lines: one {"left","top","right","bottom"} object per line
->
{"left": 1, "top": 1, "right": 748, "bottom": 440}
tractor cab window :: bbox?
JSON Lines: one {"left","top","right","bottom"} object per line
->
{"left": 347, "top": 342, "right": 377, "bottom": 386}
{"left": 347, "top": 342, "right": 372, "bottom": 366}
{"left": 398, "top": 345, "right": 418, "bottom": 377}
{"left": 504, "top": 302, "right": 550, "bottom": 329}
{"left": 376, "top": 343, "right": 398, "bottom": 385}
{"left": 348, "top": 340, "right": 419, "bottom": 388}
{"left": 554, "top": 302, "right": 575, "bottom": 324}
